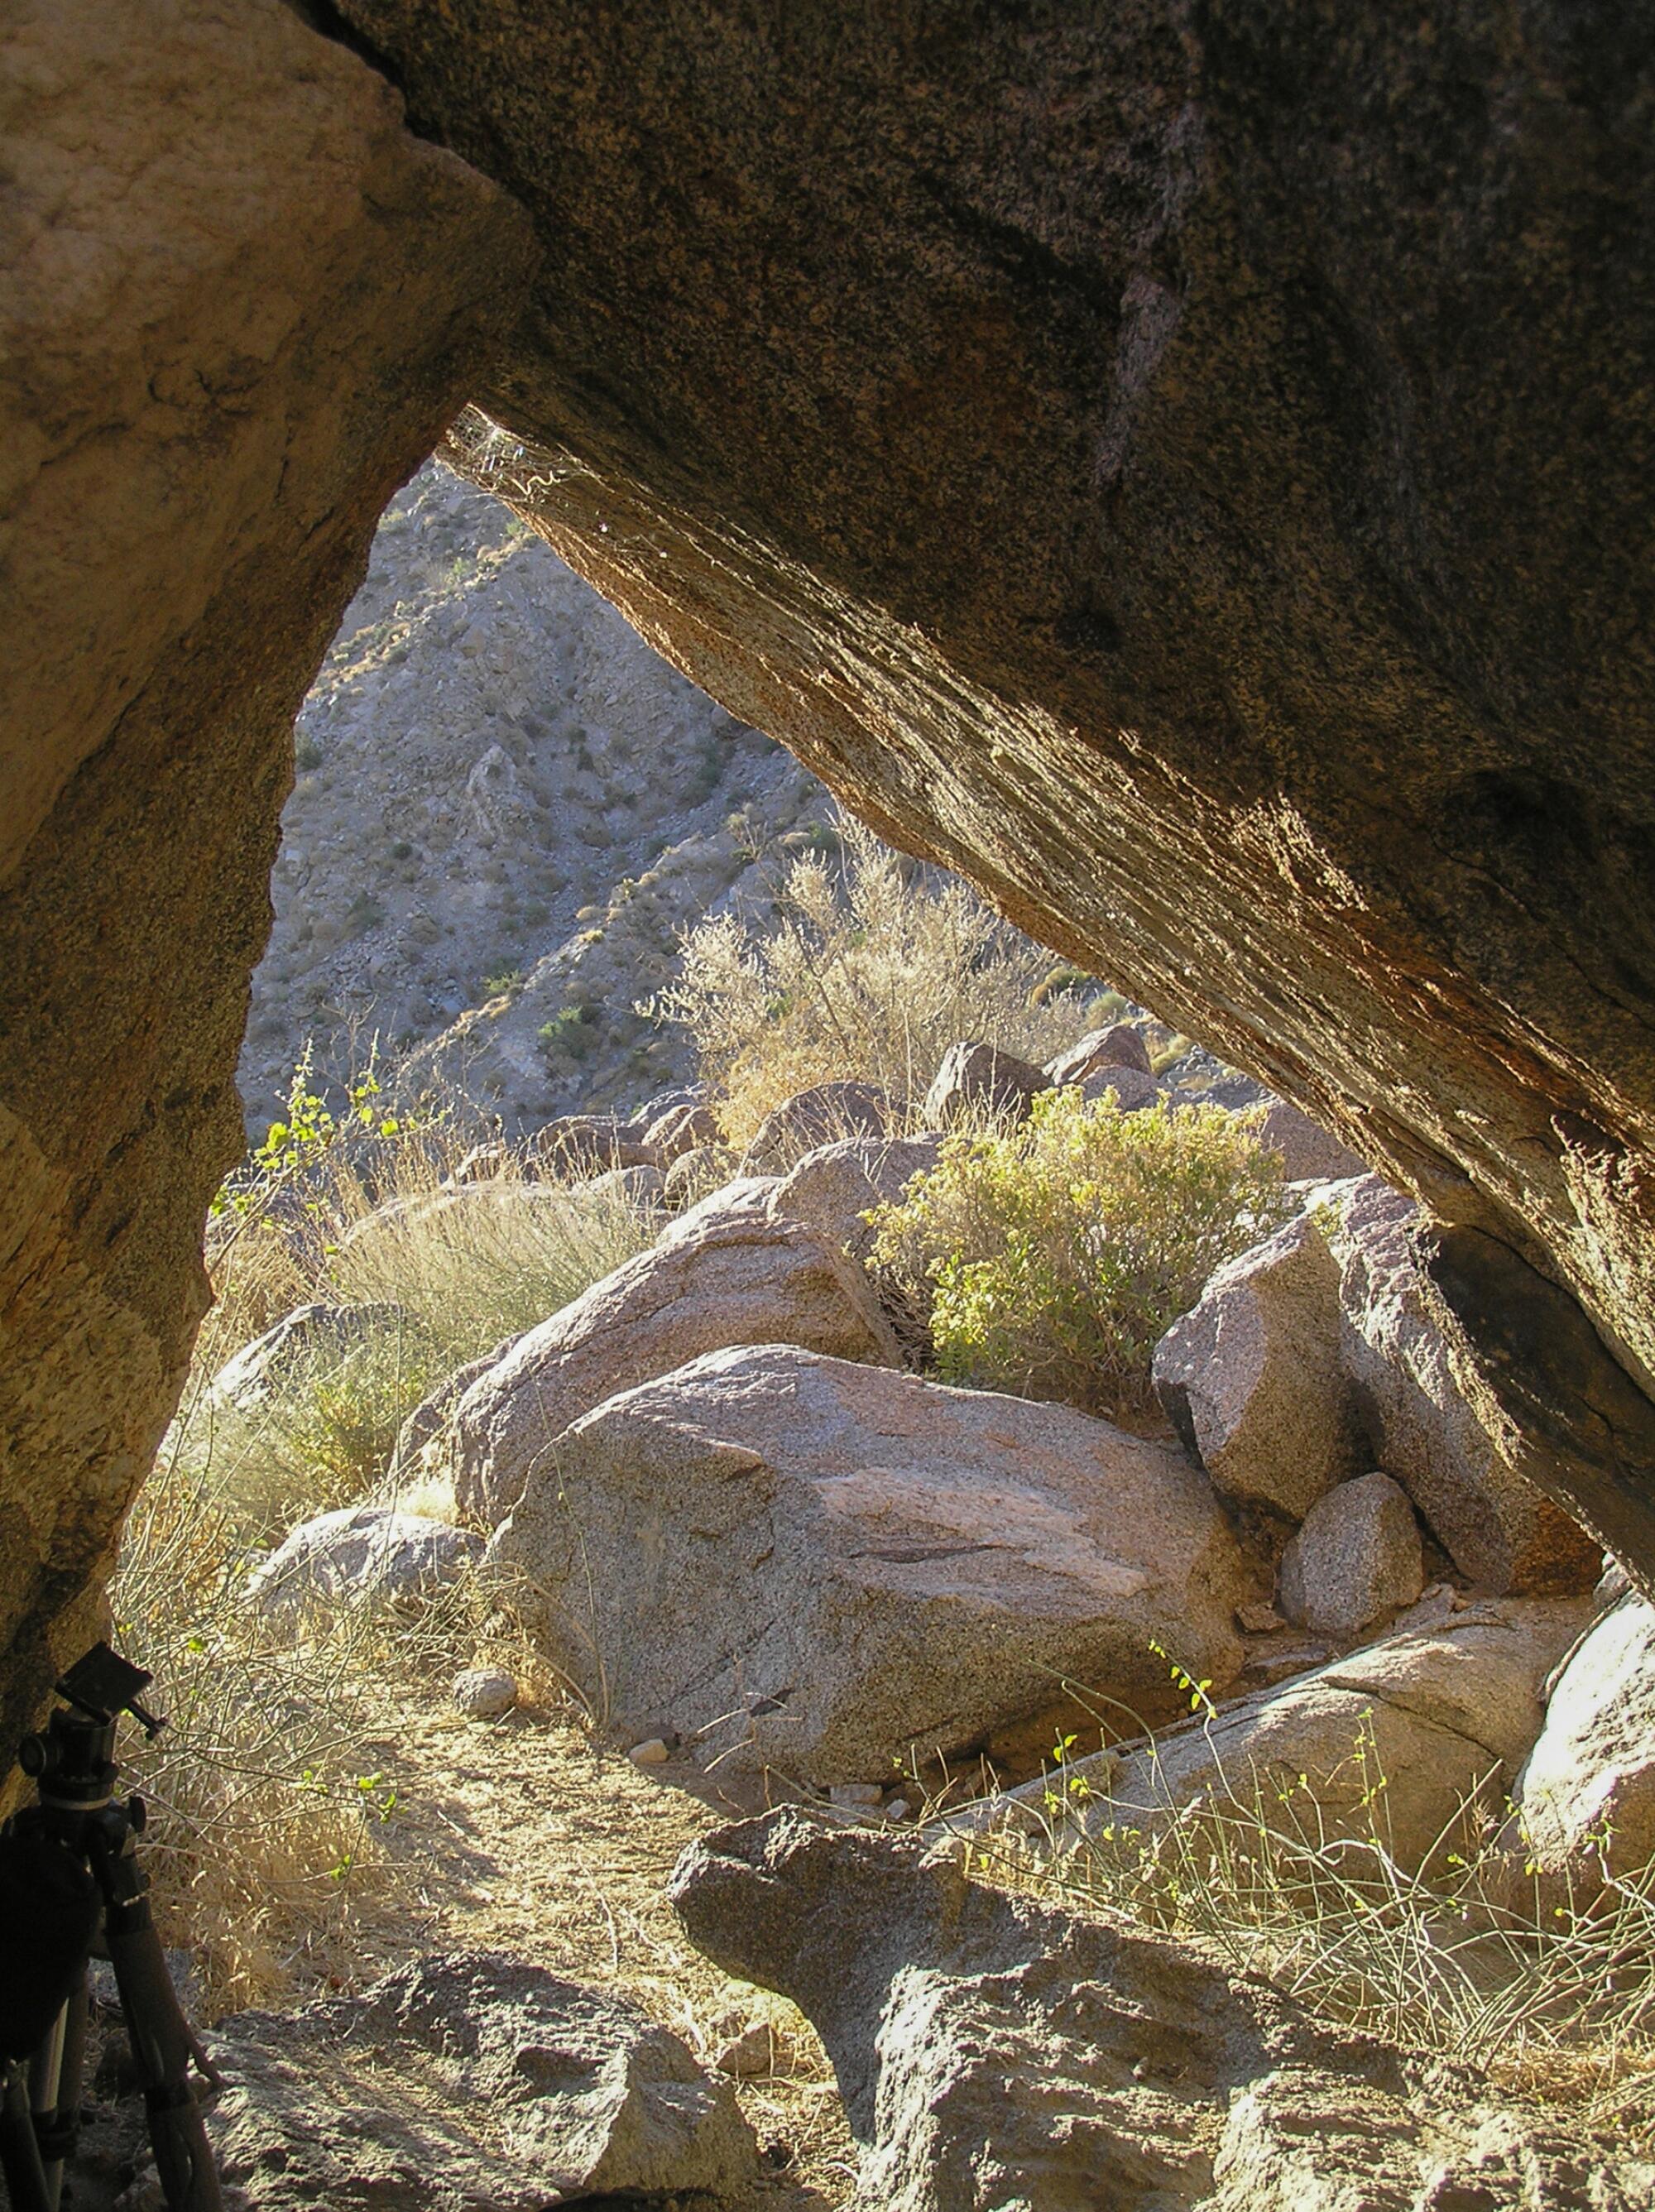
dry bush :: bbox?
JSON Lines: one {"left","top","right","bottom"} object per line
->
{"left": 107, "top": 1050, "right": 660, "bottom": 2010}
{"left": 109, "top": 1458, "right": 399, "bottom": 2016}
{"left": 646, "top": 811, "right": 1102, "bottom": 1145}
{"left": 870, "top": 1087, "right": 1292, "bottom": 1418}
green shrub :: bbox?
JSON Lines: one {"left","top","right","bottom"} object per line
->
{"left": 870, "top": 1088, "right": 1291, "bottom": 1418}
{"left": 294, "top": 733, "right": 324, "bottom": 773}
{"left": 345, "top": 892, "right": 385, "bottom": 937}
{"left": 540, "top": 1002, "right": 599, "bottom": 1060}
{"left": 482, "top": 963, "right": 525, "bottom": 997}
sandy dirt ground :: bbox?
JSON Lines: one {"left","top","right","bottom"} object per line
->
{"left": 343, "top": 1680, "right": 862, "bottom": 2210}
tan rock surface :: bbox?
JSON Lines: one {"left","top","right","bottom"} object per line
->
{"left": 670, "top": 1809, "right": 1651, "bottom": 2211}
{"left": 1277, "top": 1471, "right": 1425, "bottom": 1640}
{"left": 490, "top": 1344, "right": 1253, "bottom": 1785}
{"left": 207, "top": 1950, "right": 757, "bottom": 2207}
{"left": 1005, "top": 1595, "right": 1592, "bottom": 1874}
{"left": 1045, "top": 1023, "right": 1153, "bottom": 1085}
{"left": 921, "top": 1041, "right": 1051, "bottom": 1128}
{"left": 0, "top": 0, "right": 531, "bottom": 1749}
{"left": 1330, "top": 1178, "right": 1600, "bottom": 1593}
{"left": 767, "top": 1135, "right": 944, "bottom": 1261}
{"left": 451, "top": 1209, "right": 899, "bottom": 1524}
{"left": 1506, "top": 1591, "right": 1655, "bottom": 1893}
{"left": 1154, "top": 1212, "right": 1367, "bottom": 1521}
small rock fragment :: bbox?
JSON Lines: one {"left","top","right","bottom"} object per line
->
{"left": 630, "top": 1736, "right": 671, "bottom": 1766}
{"left": 714, "top": 2021, "right": 776, "bottom": 2077}
{"left": 452, "top": 1667, "right": 516, "bottom": 1720}
{"left": 828, "top": 1782, "right": 883, "bottom": 1809}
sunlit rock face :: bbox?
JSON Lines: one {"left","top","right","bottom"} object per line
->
{"left": 337, "top": 0, "right": 1655, "bottom": 1576}
{"left": 0, "top": 0, "right": 533, "bottom": 1754}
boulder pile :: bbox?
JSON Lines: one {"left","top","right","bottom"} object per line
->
{"left": 252, "top": 1034, "right": 1627, "bottom": 1874}
{"left": 221, "top": 1028, "right": 1654, "bottom": 2205}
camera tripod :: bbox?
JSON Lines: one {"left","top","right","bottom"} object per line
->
{"left": 0, "top": 1643, "right": 223, "bottom": 2210}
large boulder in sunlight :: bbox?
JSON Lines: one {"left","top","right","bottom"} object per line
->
{"left": 922, "top": 1040, "right": 1050, "bottom": 1128}
{"left": 987, "top": 1595, "right": 1593, "bottom": 1875}
{"left": 527, "top": 1112, "right": 659, "bottom": 1178}
{"left": 1154, "top": 1212, "right": 1367, "bottom": 1522}
{"left": 641, "top": 1099, "right": 723, "bottom": 1164}
{"left": 207, "top": 1950, "right": 756, "bottom": 2207}
{"left": 1158, "top": 1179, "right": 1600, "bottom": 1591}
{"left": 1277, "top": 1471, "right": 1425, "bottom": 1639}
{"left": 739, "top": 1080, "right": 895, "bottom": 1175}
{"left": 451, "top": 1211, "right": 899, "bottom": 1524}
{"left": 768, "top": 1133, "right": 944, "bottom": 1261}
{"left": 669, "top": 1810, "right": 1648, "bottom": 2212}
{"left": 0, "top": 0, "right": 532, "bottom": 1750}
{"left": 1046, "top": 1023, "right": 1153, "bottom": 1085}
{"left": 1503, "top": 1591, "right": 1655, "bottom": 1896}
{"left": 1254, "top": 1102, "right": 1365, "bottom": 1183}
{"left": 1329, "top": 1178, "right": 1600, "bottom": 1593}
{"left": 490, "top": 1346, "right": 1254, "bottom": 1787}
{"left": 209, "top": 1301, "right": 416, "bottom": 1414}
{"left": 244, "top": 1505, "right": 481, "bottom": 1634}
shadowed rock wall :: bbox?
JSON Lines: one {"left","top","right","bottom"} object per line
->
{"left": 0, "top": 0, "right": 533, "bottom": 1752}
{"left": 335, "top": 0, "right": 1655, "bottom": 1577}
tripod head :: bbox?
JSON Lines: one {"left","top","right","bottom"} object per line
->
{"left": 17, "top": 1643, "right": 166, "bottom": 1816}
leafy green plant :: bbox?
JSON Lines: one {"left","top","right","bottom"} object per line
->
{"left": 482, "top": 964, "right": 526, "bottom": 998}
{"left": 870, "top": 1087, "right": 1291, "bottom": 1418}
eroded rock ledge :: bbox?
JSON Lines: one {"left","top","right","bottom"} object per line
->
{"left": 335, "top": 0, "right": 1655, "bottom": 1575}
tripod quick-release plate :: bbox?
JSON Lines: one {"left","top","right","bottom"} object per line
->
{"left": 55, "top": 1642, "right": 166, "bottom": 1739}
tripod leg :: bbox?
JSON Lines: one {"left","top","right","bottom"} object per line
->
{"left": 27, "top": 1974, "right": 87, "bottom": 2212}
{"left": 25, "top": 1990, "right": 67, "bottom": 2211}
{"left": 0, "top": 2059, "right": 53, "bottom": 2212}
{"left": 105, "top": 1902, "right": 223, "bottom": 2212}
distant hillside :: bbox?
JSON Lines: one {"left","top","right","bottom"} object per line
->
{"left": 242, "top": 463, "right": 829, "bottom": 1135}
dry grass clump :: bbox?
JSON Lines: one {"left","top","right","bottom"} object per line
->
{"left": 108, "top": 1457, "right": 401, "bottom": 2016}
{"left": 870, "top": 1086, "right": 1292, "bottom": 1419}
{"left": 110, "top": 1048, "right": 660, "bottom": 2013}
{"left": 950, "top": 1711, "right": 1655, "bottom": 2142}
{"left": 184, "top": 1055, "right": 655, "bottom": 1533}
{"left": 646, "top": 810, "right": 1101, "bottom": 1146}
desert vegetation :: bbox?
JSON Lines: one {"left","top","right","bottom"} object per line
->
{"left": 648, "top": 813, "right": 1102, "bottom": 1145}
{"left": 870, "top": 1084, "right": 1292, "bottom": 1418}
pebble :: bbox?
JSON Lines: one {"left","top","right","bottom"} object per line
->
{"left": 714, "top": 2022, "right": 775, "bottom": 2077}
{"left": 828, "top": 1782, "right": 883, "bottom": 1809}
{"left": 629, "top": 1737, "right": 671, "bottom": 1766}
{"left": 452, "top": 1667, "right": 517, "bottom": 1720}
{"left": 885, "top": 1798, "right": 913, "bottom": 1823}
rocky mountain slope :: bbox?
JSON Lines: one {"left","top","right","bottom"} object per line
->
{"left": 241, "top": 463, "right": 830, "bottom": 1136}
